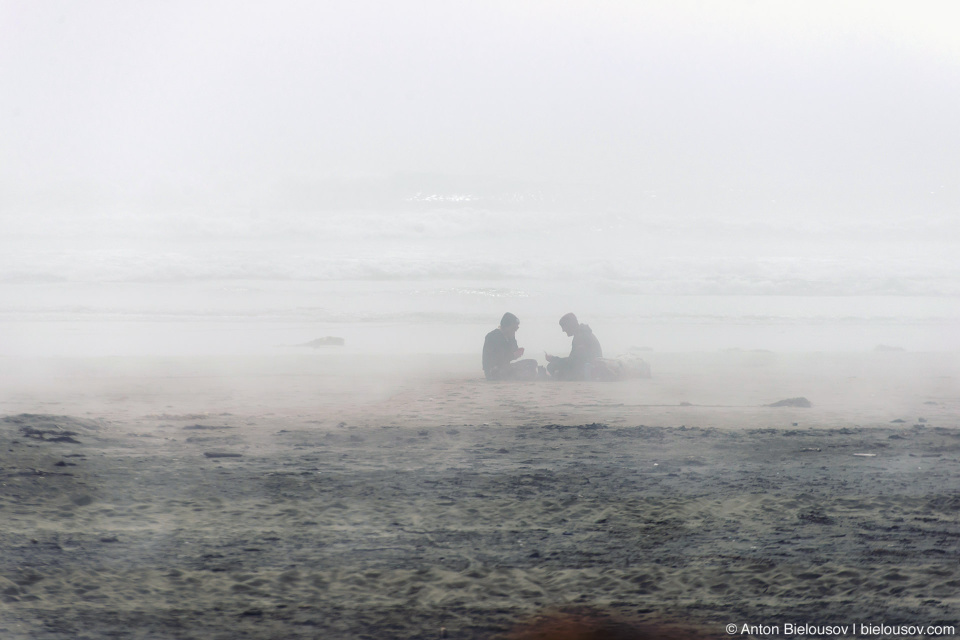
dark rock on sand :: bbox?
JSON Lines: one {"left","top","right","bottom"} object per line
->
{"left": 183, "top": 424, "right": 235, "bottom": 430}
{"left": 297, "top": 337, "right": 345, "bottom": 347}
{"left": 542, "top": 423, "right": 607, "bottom": 431}
{"left": 873, "top": 344, "right": 906, "bottom": 352}
{"left": 765, "top": 397, "right": 812, "bottom": 408}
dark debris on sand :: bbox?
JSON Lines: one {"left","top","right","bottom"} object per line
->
{"left": 2, "top": 414, "right": 102, "bottom": 444}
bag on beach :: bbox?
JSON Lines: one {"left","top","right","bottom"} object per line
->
{"left": 593, "top": 356, "right": 652, "bottom": 381}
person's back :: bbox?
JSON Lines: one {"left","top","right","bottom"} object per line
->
{"left": 570, "top": 323, "right": 602, "bottom": 365}
{"left": 482, "top": 313, "right": 538, "bottom": 381}
{"left": 483, "top": 327, "right": 518, "bottom": 379}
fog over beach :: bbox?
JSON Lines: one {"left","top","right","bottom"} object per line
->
{"left": 3, "top": 1, "right": 960, "bottom": 358}
{"left": 2, "top": 2, "right": 960, "bottom": 639}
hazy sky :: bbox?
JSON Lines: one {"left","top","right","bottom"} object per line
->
{"left": 3, "top": 1, "right": 959, "bottom": 211}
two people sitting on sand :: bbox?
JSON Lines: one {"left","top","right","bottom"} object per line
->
{"left": 483, "top": 312, "right": 606, "bottom": 381}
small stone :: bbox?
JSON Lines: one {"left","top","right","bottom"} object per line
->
{"left": 766, "top": 397, "right": 812, "bottom": 408}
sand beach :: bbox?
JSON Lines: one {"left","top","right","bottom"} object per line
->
{"left": 1, "top": 350, "right": 958, "bottom": 639}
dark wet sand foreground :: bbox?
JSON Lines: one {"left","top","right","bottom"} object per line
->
{"left": 1, "top": 352, "right": 958, "bottom": 639}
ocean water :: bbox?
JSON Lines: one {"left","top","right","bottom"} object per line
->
{"left": 2, "top": 205, "right": 958, "bottom": 357}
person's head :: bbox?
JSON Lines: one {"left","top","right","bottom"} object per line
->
{"left": 559, "top": 312, "right": 579, "bottom": 336}
{"left": 500, "top": 312, "right": 520, "bottom": 337}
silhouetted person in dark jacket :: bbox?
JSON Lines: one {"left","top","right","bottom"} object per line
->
{"left": 482, "top": 312, "right": 538, "bottom": 381}
{"left": 545, "top": 313, "right": 602, "bottom": 380}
